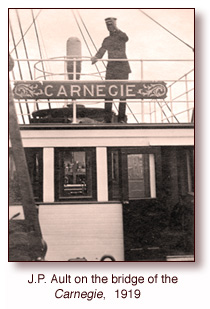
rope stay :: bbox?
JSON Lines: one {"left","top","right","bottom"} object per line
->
{"left": 156, "top": 101, "right": 170, "bottom": 123}
{"left": 31, "top": 9, "right": 52, "bottom": 110}
{"left": 163, "top": 99, "right": 180, "bottom": 123}
{"left": 15, "top": 9, "right": 35, "bottom": 122}
{"left": 138, "top": 9, "right": 194, "bottom": 52}
{"left": 9, "top": 19, "right": 23, "bottom": 80}
{"left": 16, "top": 9, "right": 33, "bottom": 81}
{"left": 9, "top": 18, "right": 29, "bottom": 123}
{"left": 10, "top": 9, "right": 42, "bottom": 54}
{"left": 31, "top": 9, "right": 46, "bottom": 80}
{"left": 76, "top": 9, "right": 107, "bottom": 70}
{"left": 71, "top": 9, "right": 102, "bottom": 76}
{"left": 35, "top": 18, "right": 53, "bottom": 84}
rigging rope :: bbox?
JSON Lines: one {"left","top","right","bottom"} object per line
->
{"left": 76, "top": 9, "right": 107, "bottom": 70}
{"left": 138, "top": 9, "right": 194, "bottom": 52}
{"left": 10, "top": 9, "right": 42, "bottom": 54}
{"left": 31, "top": 9, "right": 51, "bottom": 110}
{"left": 9, "top": 19, "right": 23, "bottom": 80}
{"left": 36, "top": 19, "right": 53, "bottom": 81}
{"left": 15, "top": 9, "right": 34, "bottom": 121}
{"left": 157, "top": 101, "right": 170, "bottom": 123}
{"left": 31, "top": 9, "right": 46, "bottom": 80}
{"left": 163, "top": 99, "right": 179, "bottom": 123}
{"left": 16, "top": 9, "right": 33, "bottom": 81}
{"left": 9, "top": 19, "right": 27, "bottom": 124}
{"left": 71, "top": 9, "right": 103, "bottom": 79}
{"left": 126, "top": 104, "right": 139, "bottom": 123}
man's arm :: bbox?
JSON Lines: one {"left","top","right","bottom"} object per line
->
{"left": 91, "top": 40, "right": 107, "bottom": 64}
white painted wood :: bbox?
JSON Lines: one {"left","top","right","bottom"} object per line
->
{"left": 43, "top": 148, "right": 54, "bottom": 203}
{"left": 96, "top": 147, "right": 108, "bottom": 202}
{"left": 149, "top": 154, "right": 156, "bottom": 198}
{"left": 9, "top": 128, "right": 194, "bottom": 147}
{"left": 38, "top": 203, "right": 124, "bottom": 261}
{"left": 10, "top": 127, "right": 194, "bottom": 147}
{"left": 20, "top": 137, "right": 194, "bottom": 147}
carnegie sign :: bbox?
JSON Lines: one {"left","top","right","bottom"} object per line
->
{"left": 13, "top": 80, "right": 167, "bottom": 100}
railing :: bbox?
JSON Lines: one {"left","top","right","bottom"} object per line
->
{"left": 9, "top": 57, "right": 194, "bottom": 124}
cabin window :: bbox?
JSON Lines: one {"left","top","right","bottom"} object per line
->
{"left": 9, "top": 148, "right": 43, "bottom": 204}
{"left": 127, "top": 153, "right": 151, "bottom": 199}
{"left": 55, "top": 148, "right": 96, "bottom": 200}
{"left": 108, "top": 148, "right": 158, "bottom": 201}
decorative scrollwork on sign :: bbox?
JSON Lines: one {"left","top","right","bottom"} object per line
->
{"left": 138, "top": 83, "right": 167, "bottom": 98}
{"left": 14, "top": 83, "right": 44, "bottom": 98}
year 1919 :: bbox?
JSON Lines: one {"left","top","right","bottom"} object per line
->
{"left": 115, "top": 289, "right": 141, "bottom": 299}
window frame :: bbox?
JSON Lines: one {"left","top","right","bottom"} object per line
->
{"left": 54, "top": 147, "right": 97, "bottom": 201}
{"left": 108, "top": 147, "right": 161, "bottom": 202}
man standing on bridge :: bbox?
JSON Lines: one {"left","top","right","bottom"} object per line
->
{"left": 91, "top": 17, "right": 131, "bottom": 123}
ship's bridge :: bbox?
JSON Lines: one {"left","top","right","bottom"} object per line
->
{"left": 10, "top": 56, "right": 194, "bottom": 126}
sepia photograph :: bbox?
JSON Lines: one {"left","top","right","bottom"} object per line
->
{"left": 9, "top": 8, "right": 194, "bottom": 262}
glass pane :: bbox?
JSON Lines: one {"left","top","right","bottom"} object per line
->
{"left": 110, "top": 150, "right": 120, "bottom": 199}
{"left": 58, "top": 150, "right": 92, "bottom": 198}
{"left": 127, "top": 154, "right": 150, "bottom": 199}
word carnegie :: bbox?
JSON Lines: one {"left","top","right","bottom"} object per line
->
{"left": 13, "top": 81, "right": 167, "bottom": 100}
{"left": 55, "top": 289, "right": 104, "bottom": 301}
{"left": 34, "top": 83, "right": 135, "bottom": 98}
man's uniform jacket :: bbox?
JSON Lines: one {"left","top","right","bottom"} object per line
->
{"left": 95, "top": 30, "right": 131, "bottom": 80}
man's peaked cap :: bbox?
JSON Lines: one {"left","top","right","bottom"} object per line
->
{"left": 105, "top": 17, "right": 117, "bottom": 24}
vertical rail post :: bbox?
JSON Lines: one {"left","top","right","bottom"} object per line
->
{"left": 149, "top": 154, "right": 156, "bottom": 198}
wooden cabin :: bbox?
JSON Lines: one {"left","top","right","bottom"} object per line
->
{"left": 9, "top": 118, "right": 194, "bottom": 261}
